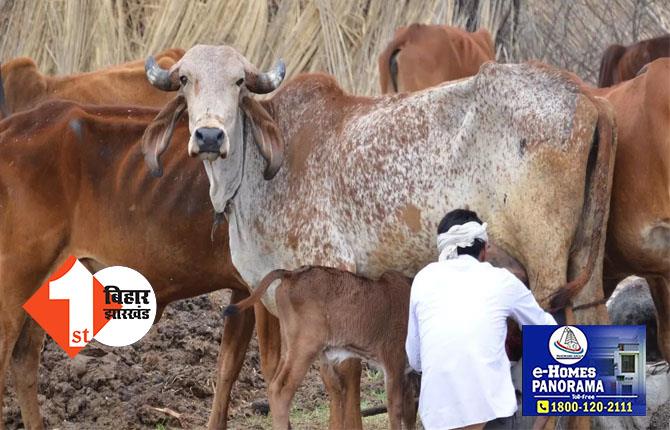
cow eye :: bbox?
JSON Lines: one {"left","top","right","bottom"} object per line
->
{"left": 236, "top": 78, "right": 244, "bottom": 87}
{"left": 179, "top": 75, "right": 188, "bottom": 86}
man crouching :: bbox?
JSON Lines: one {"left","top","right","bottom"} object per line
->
{"left": 224, "top": 267, "right": 419, "bottom": 430}
{"left": 406, "top": 209, "right": 556, "bottom": 430}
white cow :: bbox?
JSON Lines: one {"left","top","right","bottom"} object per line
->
{"left": 143, "top": 45, "right": 616, "bottom": 429}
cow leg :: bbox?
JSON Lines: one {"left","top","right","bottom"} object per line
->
{"left": 403, "top": 371, "right": 420, "bottom": 430}
{"left": 564, "top": 303, "right": 594, "bottom": 430}
{"left": 10, "top": 318, "right": 45, "bottom": 430}
{"left": 0, "top": 308, "right": 27, "bottom": 430}
{"left": 646, "top": 275, "right": 670, "bottom": 362}
{"left": 254, "top": 302, "right": 282, "bottom": 382}
{"left": 246, "top": 303, "right": 285, "bottom": 424}
{"left": 207, "top": 289, "right": 256, "bottom": 430}
{"left": 0, "top": 252, "right": 61, "bottom": 430}
{"left": 319, "top": 358, "right": 362, "bottom": 430}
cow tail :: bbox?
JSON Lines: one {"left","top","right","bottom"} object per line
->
{"left": 223, "top": 269, "right": 288, "bottom": 317}
{"left": 597, "top": 45, "right": 626, "bottom": 88}
{"left": 549, "top": 98, "right": 616, "bottom": 312}
{"left": 0, "top": 64, "right": 9, "bottom": 118}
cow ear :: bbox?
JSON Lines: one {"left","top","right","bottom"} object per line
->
{"left": 141, "top": 95, "right": 187, "bottom": 177}
{"left": 0, "top": 63, "right": 9, "bottom": 118}
{"left": 597, "top": 45, "right": 626, "bottom": 87}
{"left": 240, "top": 96, "right": 284, "bottom": 180}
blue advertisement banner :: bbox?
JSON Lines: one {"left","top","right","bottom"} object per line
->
{"left": 522, "top": 325, "right": 646, "bottom": 416}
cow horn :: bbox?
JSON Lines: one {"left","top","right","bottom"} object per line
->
{"left": 244, "top": 59, "right": 286, "bottom": 94}
{"left": 145, "top": 56, "right": 179, "bottom": 91}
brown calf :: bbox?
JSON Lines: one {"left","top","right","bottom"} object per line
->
{"left": 225, "top": 267, "right": 418, "bottom": 430}
{"left": 378, "top": 24, "right": 494, "bottom": 93}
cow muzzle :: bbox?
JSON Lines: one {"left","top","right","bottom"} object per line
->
{"left": 192, "top": 127, "right": 228, "bottom": 159}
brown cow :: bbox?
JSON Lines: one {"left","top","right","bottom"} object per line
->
{"left": 0, "top": 49, "right": 277, "bottom": 430}
{"left": 514, "top": 60, "right": 670, "bottom": 363}
{"left": 0, "top": 100, "right": 263, "bottom": 430}
{"left": 378, "top": 24, "right": 494, "bottom": 93}
{"left": 597, "top": 34, "right": 670, "bottom": 87}
{"left": 590, "top": 59, "right": 670, "bottom": 360}
{"left": 0, "top": 48, "right": 184, "bottom": 119}
{"left": 225, "top": 267, "right": 419, "bottom": 430}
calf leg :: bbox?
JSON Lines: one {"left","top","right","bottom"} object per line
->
{"left": 647, "top": 275, "right": 670, "bottom": 362}
{"left": 10, "top": 319, "right": 45, "bottom": 430}
{"left": 319, "top": 361, "right": 345, "bottom": 429}
{"left": 319, "top": 358, "right": 362, "bottom": 430}
{"left": 340, "top": 359, "right": 363, "bottom": 429}
{"left": 268, "top": 342, "right": 320, "bottom": 430}
{"left": 207, "top": 289, "right": 256, "bottom": 430}
{"left": 383, "top": 371, "right": 405, "bottom": 430}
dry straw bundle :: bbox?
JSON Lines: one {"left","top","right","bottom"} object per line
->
{"left": 1, "top": 0, "right": 668, "bottom": 95}
{"left": 521, "top": 0, "right": 670, "bottom": 83}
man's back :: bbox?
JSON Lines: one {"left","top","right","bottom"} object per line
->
{"left": 407, "top": 254, "right": 555, "bottom": 429}
{"left": 412, "top": 256, "right": 517, "bottom": 360}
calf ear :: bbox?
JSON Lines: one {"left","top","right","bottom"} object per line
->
{"left": 141, "top": 95, "right": 187, "bottom": 177}
{"left": 240, "top": 96, "right": 284, "bottom": 180}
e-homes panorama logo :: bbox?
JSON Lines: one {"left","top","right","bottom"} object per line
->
{"left": 548, "top": 326, "right": 588, "bottom": 365}
{"left": 23, "top": 256, "right": 156, "bottom": 358}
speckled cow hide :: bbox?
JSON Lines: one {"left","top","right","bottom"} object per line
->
{"left": 145, "top": 46, "right": 612, "bottom": 318}
{"left": 206, "top": 63, "right": 608, "bottom": 315}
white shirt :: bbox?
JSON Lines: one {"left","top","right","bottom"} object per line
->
{"left": 405, "top": 255, "right": 557, "bottom": 430}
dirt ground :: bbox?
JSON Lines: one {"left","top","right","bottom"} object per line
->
{"left": 3, "top": 291, "right": 391, "bottom": 430}
{"left": 4, "top": 286, "right": 666, "bottom": 429}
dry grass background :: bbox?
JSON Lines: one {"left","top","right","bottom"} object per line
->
{"left": 1, "top": 0, "right": 668, "bottom": 95}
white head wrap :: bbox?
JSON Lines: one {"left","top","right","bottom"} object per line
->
{"left": 436, "top": 221, "right": 488, "bottom": 261}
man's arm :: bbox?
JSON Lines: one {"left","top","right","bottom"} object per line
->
{"left": 506, "top": 274, "right": 557, "bottom": 326}
{"left": 405, "top": 293, "right": 422, "bottom": 372}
